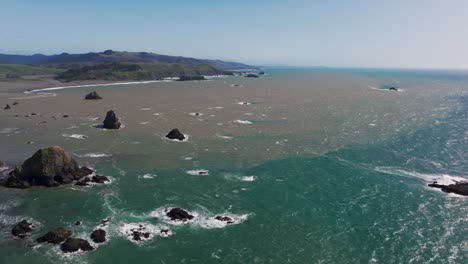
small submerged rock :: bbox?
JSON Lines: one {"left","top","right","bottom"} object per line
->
{"left": 12, "top": 102, "right": 19, "bottom": 106}
{"left": 73, "top": 221, "right": 81, "bottom": 226}
{"left": 37, "top": 228, "right": 72, "bottom": 244}
{"left": 166, "top": 128, "right": 185, "bottom": 141}
{"left": 61, "top": 238, "right": 94, "bottom": 253}
{"left": 388, "top": 87, "right": 398, "bottom": 91}
{"left": 428, "top": 182, "right": 468, "bottom": 196}
{"left": 101, "top": 218, "right": 111, "bottom": 225}
{"left": 85, "top": 91, "right": 103, "bottom": 100}
{"left": 215, "top": 216, "right": 235, "bottom": 224}
{"left": 166, "top": 208, "right": 194, "bottom": 221}
{"left": 103, "top": 110, "right": 121, "bottom": 129}
{"left": 75, "top": 175, "right": 110, "bottom": 186}
{"left": 12, "top": 220, "right": 33, "bottom": 238}
{"left": 90, "top": 229, "right": 106, "bottom": 243}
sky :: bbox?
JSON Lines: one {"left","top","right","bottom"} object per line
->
{"left": 1, "top": 0, "right": 468, "bottom": 69}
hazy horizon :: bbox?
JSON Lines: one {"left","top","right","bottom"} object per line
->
{"left": 2, "top": 0, "right": 468, "bottom": 69}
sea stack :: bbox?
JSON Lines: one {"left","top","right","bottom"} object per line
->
{"left": 165, "top": 128, "right": 185, "bottom": 141}
{"left": 85, "top": 91, "right": 103, "bottom": 100}
{"left": 3, "top": 146, "right": 94, "bottom": 188}
{"left": 103, "top": 110, "right": 121, "bottom": 129}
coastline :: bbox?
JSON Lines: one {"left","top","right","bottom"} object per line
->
{"left": 0, "top": 75, "right": 232, "bottom": 94}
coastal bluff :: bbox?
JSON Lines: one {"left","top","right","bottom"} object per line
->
{"left": 2, "top": 146, "right": 93, "bottom": 188}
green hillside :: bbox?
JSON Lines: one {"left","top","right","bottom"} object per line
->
{"left": 56, "top": 62, "right": 230, "bottom": 82}
{"left": 0, "top": 64, "right": 63, "bottom": 76}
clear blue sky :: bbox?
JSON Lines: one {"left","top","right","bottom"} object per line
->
{"left": 2, "top": 0, "right": 468, "bottom": 69}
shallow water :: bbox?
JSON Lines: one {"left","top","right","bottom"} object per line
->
{"left": 0, "top": 68, "right": 467, "bottom": 263}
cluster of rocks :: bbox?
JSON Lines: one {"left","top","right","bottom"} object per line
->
{"left": 4, "top": 102, "right": 19, "bottom": 110}
{"left": 11, "top": 221, "right": 107, "bottom": 253}
{"left": 84, "top": 91, "right": 103, "bottom": 100}
{"left": 2, "top": 146, "right": 95, "bottom": 188}
{"left": 164, "top": 208, "right": 237, "bottom": 225}
{"left": 428, "top": 181, "right": 468, "bottom": 196}
{"left": 166, "top": 128, "right": 185, "bottom": 141}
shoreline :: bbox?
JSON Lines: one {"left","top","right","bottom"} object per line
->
{"left": 0, "top": 75, "right": 233, "bottom": 95}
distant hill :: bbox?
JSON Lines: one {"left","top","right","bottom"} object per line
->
{"left": 56, "top": 62, "right": 229, "bottom": 82}
{"left": 0, "top": 50, "right": 257, "bottom": 71}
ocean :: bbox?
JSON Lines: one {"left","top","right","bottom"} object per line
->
{"left": 0, "top": 68, "right": 467, "bottom": 263}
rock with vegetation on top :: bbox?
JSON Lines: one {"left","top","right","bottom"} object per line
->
{"left": 103, "top": 110, "right": 121, "bottom": 129}
{"left": 37, "top": 227, "right": 72, "bottom": 244}
{"left": 12, "top": 220, "right": 33, "bottom": 238}
{"left": 165, "top": 128, "right": 185, "bottom": 141}
{"left": 61, "top": 238, "right": 94, "bottom": 252}
{"left": 85, "top": 91, "right": 103, "bottom": 100}
{"left": 90, "top": 229, "right": 106, "bottom": 243}
{"left": 3, "top": 146, "right": 93, "bottom": 188}
{"left": 166, "top": 208, "right": 194, "bottom": 221}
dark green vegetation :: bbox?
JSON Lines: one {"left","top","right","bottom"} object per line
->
{"left": 57, "top": 62, "right": 226, "bottom": 82}
{"left": 0, "top": 64, "right": 63, "bottom": 77}
{"left": 0, "top": 50, "right": 255, "bottom": 82}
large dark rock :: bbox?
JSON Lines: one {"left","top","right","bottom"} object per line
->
{"left": 90, "top": 229, "right": 106, "bottom": 243}
{"left": 428, "top": 182, "right": 468, "bottom": 196}
{"left": 4, "top": 104, "right": 11, "bottom": 110}
{"left": 37, "top": 227, "right": 72, "bottom": 244}
{"left": 178, "top": 76, "right": 206, "bottom": 81}
{"left": 166, "top": 208, "right": 194, "bottom": 221}
{"left": 12, "top": 220, "right": 33, "bottom": 238}
{"left": 84, "top": 91, "right": 103, "bottom": 100}
{"left": 103, "top": 110, "right": 121, "bottom": 129}
{"left": 165, "top": 128, "right": 185, "bottom": 141}
{"left": 4, "top": 146, "right": 94, "bottom": 188}
{"left": 61, "top": 238, "right": 94, "bottom": 253}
